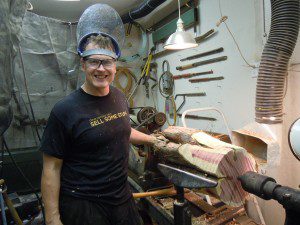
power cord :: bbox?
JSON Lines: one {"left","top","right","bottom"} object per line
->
{"left": 218, "top": 0, "right": 257, "bottom": 69}
{"left": 11, "top": 74, "right": 39, "bottom": 146}
{"left": 1, "top": 137, "right": 45, "bottom": 224}
{"left": 17, "top": 44, "right": 42, "bottom": 141}
{"left": 1, "top": 141, "right": 4, "bottom": 178}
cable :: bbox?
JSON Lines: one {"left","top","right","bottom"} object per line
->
{"left": 0, "top": 193, "right": 7, "bottom": 225}
{"left": 17, "top": 44, "right": 42, "bottom": 141}
{"left": 1, "top": 141, "right": 4, "bottom": 178}
{"left": 2, "top": 137, "right": 45, "bottom": 224}
{"left": 115, "top": 67, "right": 135, "bottom": 94}
{"left": 262, "top": 0, "right": 267, "bottom": 38}
{"left": 218, "top": 0, "right": 256, "bottom": 69}
{"left": 164, "top": 96, "right": 177, "bottom": 126}
{"left": 11, "top": 68, "right": 39, "bottom": 145}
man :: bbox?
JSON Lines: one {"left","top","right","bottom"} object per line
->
{"left": 40, "top": 5, "right": 159, "bottom": 225}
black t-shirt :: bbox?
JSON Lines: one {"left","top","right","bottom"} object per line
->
{"left": 40, "top": 86, "right": 132, "bottom": 205}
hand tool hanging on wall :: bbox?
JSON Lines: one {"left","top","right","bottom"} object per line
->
{"left": 177, "top": 113, "right": 216, "bottom": 121}
{"left": 180, "top": 47, "right": 224, "bottom": 62}
{"left": 175, "top": 93, "right": 206, "bottom": 112}
{"left": 159, "top": 60, "right": 174, "bottom": 98}
{"left": 189, "top": 76, "right": 224, "bottom": 83}
{"left": 194, "top": 29, "right": 215, "bottom": 42}
{"left": 176, "top": 56, "right": 228, "bottom": 71}
{"left": 172, "top": 70, "right": 213, "bottom": 80}
{"left": 143, "top": 72, "right": 157, "bottom": 98}
{"left": 127, "top": 52, "right": 153, "bottom": 101}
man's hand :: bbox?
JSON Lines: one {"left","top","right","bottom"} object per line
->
{"left": 46, "top": 215, "right": 63, "bottom": 225}
{"left": 150, "top": 133, "right": 169, "bottom": 149}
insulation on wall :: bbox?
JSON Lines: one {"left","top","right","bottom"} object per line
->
{"left": 5, "top": 12, "right": 80, "bottom": 149}
{"left": 0, "top": 0, "right": 27, "bottom": 137}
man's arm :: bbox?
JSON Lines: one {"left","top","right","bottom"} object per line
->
{"left": 41, "top": 153, "right": 63, "bottom": 225}
{"left": 129, "top": 128, "right": 156, "bottom": 146}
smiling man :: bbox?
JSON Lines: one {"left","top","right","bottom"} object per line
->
{"left": 40, "top": 4, "right": 159, "bottom": 225}
{"left": 81, "top": 35, "right": 117, "bottom": 96}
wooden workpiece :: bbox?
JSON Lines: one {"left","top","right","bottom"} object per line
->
{"left": 153, "top": 126, "right": 257, "bottom": 207}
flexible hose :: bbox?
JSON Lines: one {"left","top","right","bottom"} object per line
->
{"left": 255, "top": 0, "right": 300, "bottom": 124}
{"left": 121, "top": 0, "right": 167, "bottom": 24}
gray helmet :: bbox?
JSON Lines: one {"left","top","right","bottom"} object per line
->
{"left": 76, "top": 3, "right": 125, "bottom": 58}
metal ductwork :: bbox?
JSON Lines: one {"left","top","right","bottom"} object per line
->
{"left": 255, "top": 0, "right": 300, "bottom": 124}
{"left": 121, "top": 0, "right": 166, "bottom": 24}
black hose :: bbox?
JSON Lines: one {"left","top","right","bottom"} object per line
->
{"left": 255, "top": 0, "right": 300, "bottom": 124}
{"left": 121, "top": 0, "right": 166, "bottom": 24}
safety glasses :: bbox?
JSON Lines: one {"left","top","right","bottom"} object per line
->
{"left": 84, "top": 57, "right": 116, "bottom": 69}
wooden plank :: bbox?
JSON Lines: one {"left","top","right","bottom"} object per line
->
{"left": 184, "top": 191, "right": 216, "bottom": 213}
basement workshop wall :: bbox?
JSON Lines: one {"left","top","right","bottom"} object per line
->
{"left": 151, "top": 1, "right": 300, "bottom": 225}
{"left": 152, "top": 0, "right": 262, "bottom": 136}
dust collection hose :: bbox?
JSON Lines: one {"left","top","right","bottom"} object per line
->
{"left": 121, "top": 0, "right": 166, "bottom": 24}
{"left": 255, "top": 0, "right": 300, "bottom": 124}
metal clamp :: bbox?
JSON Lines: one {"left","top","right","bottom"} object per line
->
{"left": 162, "top": 60, "right": 170, "bottom": 73}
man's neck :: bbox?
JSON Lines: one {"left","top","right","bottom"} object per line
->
{"left": 81, "top": 83, "right": 109, "bottom": 97}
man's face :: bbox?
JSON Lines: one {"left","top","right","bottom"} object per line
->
{"left": 81, "top": 43, "right": 116, "bottom": 92}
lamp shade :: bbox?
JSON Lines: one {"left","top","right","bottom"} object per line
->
{"left": 164, "top": 30, "right": 198, "bottom": 50}
{"left": 164, "top": 18, "right": 198, "bottom": 50}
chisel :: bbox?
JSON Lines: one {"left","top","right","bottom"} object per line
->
{"left": 180, "top": 47, "right": 224, "bottom": 62}
{"left": 177, "top": 113, "right": 216, "bottom": 121}
{"left": 189, "top": 76, "right": 224, "bottom": 83}
{"left": 173, "top": 70, "right": 213, "bottom": 80}
{"left": 176, "top": 56, "right": 228, "bottom": 71}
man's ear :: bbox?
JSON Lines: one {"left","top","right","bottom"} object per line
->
{"left": 80, "top": 58, "right": 86, "bottom": 71}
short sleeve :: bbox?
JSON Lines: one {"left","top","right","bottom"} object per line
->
{"left": 39, "top": 111, "right": 69, "bottom": 159}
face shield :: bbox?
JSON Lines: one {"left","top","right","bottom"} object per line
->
{"left": 76, "top": 3, "right": 125, "bottom": 59}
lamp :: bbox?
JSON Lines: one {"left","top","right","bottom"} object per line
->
{"left": 164, "top": 0, "right": 198, "bottom": 50}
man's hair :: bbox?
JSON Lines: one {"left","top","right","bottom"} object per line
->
{"left": 83, "top": 35, "right": 115, "bottom": 52}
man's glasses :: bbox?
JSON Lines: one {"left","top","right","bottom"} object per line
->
{"left": 84, "top": 58, "right": 116, "bottom": 69}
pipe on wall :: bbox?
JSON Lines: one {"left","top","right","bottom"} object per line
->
{"left": 121, "top": 0, "right": 166, "bottom": 24}
{"left": 255, "top": 0, "right": 300, "bottom": 124}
